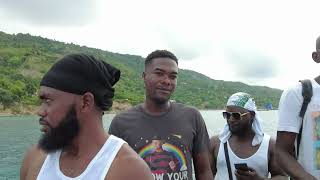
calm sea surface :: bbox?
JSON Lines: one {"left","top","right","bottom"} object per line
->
{"left": 0, "top": 110, "right": 278, "bottom": 180}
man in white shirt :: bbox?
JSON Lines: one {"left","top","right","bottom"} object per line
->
{"left": 276, "top": 37, "right": 320, "bottom": 180}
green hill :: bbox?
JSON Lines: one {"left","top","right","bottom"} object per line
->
{"left": 0, "top": 31, "right": 282, "bottom": 113}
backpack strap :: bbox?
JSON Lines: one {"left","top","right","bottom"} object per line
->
{"left": 297, "top": 79, "right": 313, "bottom": 157}
{"left": 224, "top": 142, "right": 233, "bottom": 180}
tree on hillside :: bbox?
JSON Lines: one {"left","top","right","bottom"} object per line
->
{"left": 0, "top": 88, "right": 16, "bottom": 109}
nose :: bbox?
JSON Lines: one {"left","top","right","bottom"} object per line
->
{"left": 160, "top": 75, "right": 171, "bottom": 85}
{"left": 228, "top": 116, "right": 238, "bottom": 122}
{"left": 37, "top": 105, "right": 47, "bottom": 117}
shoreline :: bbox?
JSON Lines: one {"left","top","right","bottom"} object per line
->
{"left": 0, "top": 101, "right": 134, "bottom": 116}
{"left": 0, "top": 108, "right": 278, "bottom": 116}
{"left": 0, "top": 101, "right": 277, "bottom": 116}
{"left": 0, "top": 113, "right": 13, "bottom": 116}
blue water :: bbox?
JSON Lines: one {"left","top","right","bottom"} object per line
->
{"left": 0, "top": 110, "right": 278, "bottom": 180}
{"left": 0, "top": 116, "right": 39, "bottom": 180}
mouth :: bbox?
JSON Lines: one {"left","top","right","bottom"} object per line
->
{"left": 39, "top": 120, "right": 50, "bottom": 133}
{"left": 40, "top": 125, "right": 50, "bottom": 133}
{"left": 229, "top": 122, "right": 240, "bottom": 129}
{"left": 157, "top": 88, "right": 171, "bottom": 94}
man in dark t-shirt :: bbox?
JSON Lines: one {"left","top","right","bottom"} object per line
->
{"left": 109, "top": 50, "right": 213, "bottom": 180}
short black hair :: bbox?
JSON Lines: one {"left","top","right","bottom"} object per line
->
{"left": 145, "top": 50, "right": 178, "bottom": 68}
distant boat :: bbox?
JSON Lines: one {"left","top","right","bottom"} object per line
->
{"left": 264, "top": 103, "right": 273, "bottom": 110}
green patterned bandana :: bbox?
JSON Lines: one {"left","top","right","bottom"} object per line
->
{"left": 221, "top": 92, "right": 264, "bottom": 146}
{"left": 226, "top": 92, "right": 256, "bottom": 111}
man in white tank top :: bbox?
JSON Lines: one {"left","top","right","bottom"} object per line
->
{"left": 209, "top": 92, "right": 286, "bottom": 180}
{"left": 20, "top": 54, "right": 153, "bottom": 180}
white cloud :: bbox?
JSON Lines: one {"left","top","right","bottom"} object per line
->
{"left": 1, "top": 0, "right": 320, "bottom": 89}
{"left": 0, "top": 0, "right": 97, "bottom": 26}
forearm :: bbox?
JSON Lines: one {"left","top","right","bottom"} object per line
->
{"left": 277, "top": 148, "right": 313, "bottom": 179}
{"left": 193, "top": 151, "right": 214, "bottom": 180}
{"left": 195, "top": 169, "right": 214, "bottom": 180}
{"left": 268, "top": 175, "right": 288, "bottom": 180}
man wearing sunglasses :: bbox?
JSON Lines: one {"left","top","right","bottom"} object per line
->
{"left": 210, "top": 92, "right": 286, "bottom": 180}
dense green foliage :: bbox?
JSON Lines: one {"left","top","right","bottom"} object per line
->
{"left": 0, "top": 31, "right": 282, "bottom": 111}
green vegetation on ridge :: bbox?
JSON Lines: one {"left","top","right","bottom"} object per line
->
{"left": 0, "top": 31, "right": 282, "bottom": 113}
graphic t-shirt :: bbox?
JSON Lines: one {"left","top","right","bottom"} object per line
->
{"left": 144, "top": 149, "right": 179, "bottom": 174}
{"left": 278, "top": 79, "right": 320, "bottom": 178}
{"left": 109, "top": 103, "right": 210, "bottom": 180}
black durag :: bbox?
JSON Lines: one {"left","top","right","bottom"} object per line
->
{"left": 40, "top": 53, "right": 120, "bottom": 110}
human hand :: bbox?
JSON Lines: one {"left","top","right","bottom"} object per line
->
{"left": 235, "top": 167, "right": 263, "bottom": 180}
{"left": 169, "top": 161, "right": 176, "bottom": 170}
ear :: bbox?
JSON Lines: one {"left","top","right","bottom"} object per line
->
{"left": 312, "top": 52, "right": 320, "bottom": 63}
{"left": 250, "top": 111, "right": 255, "bottom": 119}
{"left": 80, "top": 92, "right": 95, "bottom": 112}
{"left": 142, "top": 72, "right": 146, "bottom": 79}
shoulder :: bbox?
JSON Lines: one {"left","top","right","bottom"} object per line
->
{"left": 112, "top": 104, "right": 143, "bottom": 121}
{"left": 20, "top": 145, "right": 47, "bottom": 180}
{"left": 210, "top": 136, "right": 220, "bottom": 151}
{"left": 106, "top": 144, "right": 153, "bottom": 180}
{"left": 278, "top": 82, "right": 305, "bottom": 132}
{"left": 267, "top": 136, "right": 276, "bottom": 156}
{"left": 268, "top": 136, "right": 276, "bottom": 149}
{"left": 109, "top": 105, "right": 143, "bottom": 136}
{"left": 210, "top": 135, "right": 220, "bottom": 146}
{"left": 280, "top": 82, "right": 303, "bottom": 103}
{"left": 114, "top": 104, "right": 141, "bottom": 117}
{"left": 172, "top": 102, "right": 200, "bottom": 112}
{"left": 172, "top": 103, "right": 203, "bottom": 120}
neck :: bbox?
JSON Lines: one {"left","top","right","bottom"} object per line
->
{"left": 63, "top": 116, "right": 107, "bottom": 157}
{"left": 231, "top": 127, "right": 255, "bottom": 141}
{"left": 143, "top": 99, "right": 171, "bottom": 116}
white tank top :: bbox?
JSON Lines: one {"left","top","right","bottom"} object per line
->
{"left": 215, "top": 134, "right": 270, "bottom": 180}
{"left": 37, "top": 135, "right": 125, "bottom": 180}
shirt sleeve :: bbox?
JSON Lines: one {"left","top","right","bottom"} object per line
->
{"left": 192, "top": 109, "right": 210, "bottom": 154}
{"left": 108, "top": 115, "right": 122, "bottom": 138}
{"left": 277, "top": 83, "right": 303, "bottom": 133}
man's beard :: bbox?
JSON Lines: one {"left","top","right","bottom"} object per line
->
{"left": 229, "top": 122, "right": 252, "bottom": 136}
{"left": 152, "top": 93, "right": 172, "bottom": 105}
{"left": 38, "top": 106, "right": 80, "bottom": 153}
{"left": 153, "top": 96, "right": 170, "bottom": 105}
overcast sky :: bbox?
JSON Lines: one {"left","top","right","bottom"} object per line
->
{"left": 1, "top": 0, "right": 319, "bottom": 90}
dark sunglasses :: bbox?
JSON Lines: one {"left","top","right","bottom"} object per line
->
{"left": 222, "top": 111, "right": 250, "bottom": 120}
